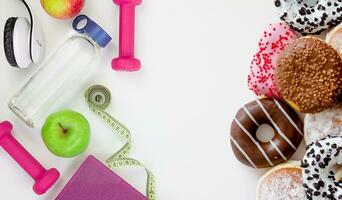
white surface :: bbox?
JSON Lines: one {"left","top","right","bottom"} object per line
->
{"left": 0, "top": 0, "right": 307, "bottom": 199}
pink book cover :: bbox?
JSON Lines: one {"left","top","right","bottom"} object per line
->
{"left": 55, "top": 156, "right": 147, "bottom": 200}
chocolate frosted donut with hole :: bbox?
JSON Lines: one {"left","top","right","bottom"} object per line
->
{"left": 274, "top": 0, "right": 342, "bottom": 34}
{"left": 275, "top": 37, "right": 342, "bottom": 114}
{"left": 301, "top": 136, "right": 342, "bottom": 200}
{"left": 230, "top": 98, "right": 303, "bottom": 168}
{"left": 257, "top": 161, "right": 306, "bottom": 200}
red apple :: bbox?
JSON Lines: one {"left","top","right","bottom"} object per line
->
{"left": 41, "top": 0, "right": 85, "bottom": 20}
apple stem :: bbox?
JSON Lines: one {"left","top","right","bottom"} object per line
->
{"left": 58, "top": 123, "right": 68, "bottom": 134}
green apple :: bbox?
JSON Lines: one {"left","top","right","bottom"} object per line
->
{"left": 42, "top": 110, "right": 90, "bottom": 158}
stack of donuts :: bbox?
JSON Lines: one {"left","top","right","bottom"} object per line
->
{"left": 230, "top": 1, "right": 342, "bottom": 199}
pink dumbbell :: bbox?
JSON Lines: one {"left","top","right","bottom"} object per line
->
{"left": 0, "top": 121, "right": 60, "bottom": 195}
{"left": 112, "top": 0, "right": 142, "bottom": 72}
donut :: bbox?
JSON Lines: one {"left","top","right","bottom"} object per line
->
{"left": 274, "top": 0, "right": 342, "bottom": 34}
{"left": 304, "top": 106, "right": 342, "bottom": 144}
{"left": 301, "top": 136, "right": 342, "bottom": 199}
{"left": 275, "top": 36, "right": 342, "bottom": 114}
{"left": 230, "top": 98, "right": 303, "bottom": 168}
{"left": 326, "top": 23, "right": 342, "bottom": 54}
{"left": 248, "top": 23, "right": 298, "bottom": 98}
{"left": 256, "top": 161, "right": 306, "bottom": 200}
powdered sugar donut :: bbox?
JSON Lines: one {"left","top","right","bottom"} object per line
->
{"left": 326, "top": 23, "right": 342, "bottom": 54}
{"left": 304, "top": 107, "right": 342, "bottom": 144}
{"left": 257, "top": 161, "right": 306, "bottom": 200}
{"left": 248, "top": 23, "right": 298, "bottom": 98}
{"left": 301, "top": 136, "right": 342, "bottom": 199}
{"left": 275, "top": 0, "right": 342, "bottom": 34}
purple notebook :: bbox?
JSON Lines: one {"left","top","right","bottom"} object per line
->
{"left": 55, "top": 156, "right": 147, "bottom": 200}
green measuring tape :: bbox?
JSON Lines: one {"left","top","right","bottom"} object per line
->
{"left": 85, "top": 85, "right": 156, "bottom": 200}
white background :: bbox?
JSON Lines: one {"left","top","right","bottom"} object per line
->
{"left": 0, "top": 0, "right": 309, "bottom": 199}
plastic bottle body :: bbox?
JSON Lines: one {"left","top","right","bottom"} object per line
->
{"left": 9, "top": 35, "right": 97, "bottom": 127}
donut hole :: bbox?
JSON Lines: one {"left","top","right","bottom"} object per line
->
{"left": 256, "top": 124, "right": 275, "bottom": 143}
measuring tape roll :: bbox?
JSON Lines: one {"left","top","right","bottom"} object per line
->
{"left": 85, "top": 85, "right": 156, "bottom": 200}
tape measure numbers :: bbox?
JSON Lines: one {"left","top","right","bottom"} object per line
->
{"left": 85, "top": 85, "right": 156, "bottom": 200}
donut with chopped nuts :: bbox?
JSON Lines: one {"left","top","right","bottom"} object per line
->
{"left": 274, "top": 0, "right": 342, "bottom": 34}
{"left": 275, "top": 37, "right": 342, "bottom": 114}
{"left": 248, "top": 23, "right": 298, "bottom": 98}
{"left": 301, "top": 136, "right": 342, "bottom": 200}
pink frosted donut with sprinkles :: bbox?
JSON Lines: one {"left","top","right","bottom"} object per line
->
{"left": 248, "top": 22, "right": 298, "bottom": 98}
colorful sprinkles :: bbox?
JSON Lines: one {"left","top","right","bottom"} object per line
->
{"left": 248, "top": 22, "right": 298, "bottom": 98}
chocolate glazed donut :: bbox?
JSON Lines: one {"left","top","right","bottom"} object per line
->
{"left": 230, "top": 98, "right": 303, "bottom": 168}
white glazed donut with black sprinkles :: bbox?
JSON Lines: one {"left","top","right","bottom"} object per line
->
{"left": 301, "top": 136, "right": 342, "bottom": 199}
{"left": 274, "top": 0, "right": 342, "bottom": 34}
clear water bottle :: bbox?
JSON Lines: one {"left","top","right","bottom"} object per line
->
{"left": 8, "top": 15, "right": 112, "bottom": 127}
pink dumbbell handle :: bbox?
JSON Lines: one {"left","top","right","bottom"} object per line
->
{"left": 0, "top": 121, "right": 60, "bottom": 195}
{"left": 1, "top": 133, "right": 45, "bottom": 180}
{"left": 112, "top": 0, "right": 142, "bottom": 72}
{"left": 119, "top": 4, "right": 136, "bottom": 57}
